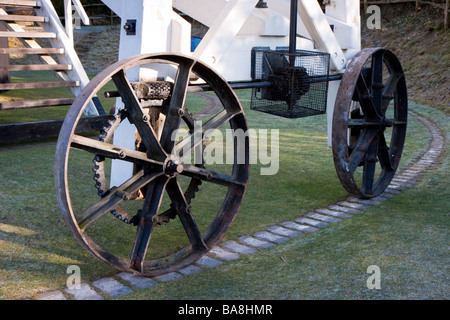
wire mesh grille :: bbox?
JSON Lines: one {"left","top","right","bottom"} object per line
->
{"left": 250, "top": 48, "right": 330, "bottom": 119}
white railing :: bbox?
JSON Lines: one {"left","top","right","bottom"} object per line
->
{"left": 63, "top": 0, "right": 90, "bottom": 45}
{"left": 37, "top": 0, "right": 98, "bottom": 115}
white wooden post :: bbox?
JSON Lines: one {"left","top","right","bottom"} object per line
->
{"left": 64, "top": 0, "right": 90, "bottom": 47}
{"left": 323, "top": 0, "right": 360, "bottom": 147}
{"left": 102, "top": 0, "right": 191, "bottom": 187}
{"left": 64, "top": 0, "right": 73, "bottom": 45}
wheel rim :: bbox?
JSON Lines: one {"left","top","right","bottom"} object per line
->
{"left": 332, "top": 48, "right": 408, "bottom": 198}
{"left": 55, "top": 53, "right": 250, "bottom": 276}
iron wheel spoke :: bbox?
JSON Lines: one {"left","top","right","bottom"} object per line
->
{"left": 361, "top": 133, "right": 380, "bottom": 195}
{"left": 181, "top": 164, "right": 245, "bottom": 188}
{"left": 111, "top": 69, "right": 166, "bottom": 160}
{"left": 348, "top": 128, "right": 380, "bottom": 174}
{"left": 129, "top": 218, "right": 155, "bottom": 273}
{"left": 371, "top": 50, "right": 385, "bottom": 116}
{"left": 77, "top": 171, "right": 163, "bottom": 230}
{"left": 381, "top": 73, "right": 403, "bottom": 113}
{"left": 377, "top": 133, "right": 394, "bottom": 172}
{"left": 166, "top": 179, "right": 207, "bottom": 250}
{"left": 173, "top": 109, "right": 241, "bottom": 158}
{"left": 70, "top": 134, "right": 164, "bottom": 168}
{"left": 355, "top": 74, "right": 379, "bottom": 120}
{"left": 159, "top": 59, "right": 196, "bottom": 153}
{"left": 130, "top": 176, "right": 169, "bottom": 272}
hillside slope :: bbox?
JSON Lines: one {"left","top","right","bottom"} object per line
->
{"left": 361, "top": 4, "right": 449, "bottom": 114}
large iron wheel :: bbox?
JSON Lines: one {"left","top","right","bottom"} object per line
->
{"left": 332, "top": 48, "right": 408, "bottom": 198}
{"left": 55, "top": 53, "right": 250, "bottom": 276}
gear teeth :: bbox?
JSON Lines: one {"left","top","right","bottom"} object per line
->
{"left": 93, "top": 155, "right": 104, "bottom": 163}
{"left": 110, "top": 209, "right": 138, "bottom": 225}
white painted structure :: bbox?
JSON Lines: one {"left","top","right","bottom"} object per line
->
{"left": 101, "top": 0, "right": 361, "bottom": 186}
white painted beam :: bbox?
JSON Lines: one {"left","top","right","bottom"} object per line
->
{"left": 172, "top": 0, "right": 227, "bottom": 27}
{"left": 72, "top": 0, "right": 90, "bottom": 25}
{"left": 297, "top": 0, "right": 346, "bottom": 71}
{"left": 193, "top": 0, "right": 259, "bottom": 68}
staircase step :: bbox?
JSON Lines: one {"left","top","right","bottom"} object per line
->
{"left": 0, "top": 31, "right": 56, "bottom": 38}
{"left": 0, "top": 1, "right": 40, "bottom": 8}
{"left": 0, "top": 14, "right": 47, "bottom": 23}
{"left": 0, "top": 97, "right": 75, "bottom": 110}
{"left": 0, "top": 47, "right": 64, "bottom": 54}
{"left": 0, "top": 64, "right": 72, "bottom": 71}
{"left": 0, "top": 80, "right": 79, "bottom": 90}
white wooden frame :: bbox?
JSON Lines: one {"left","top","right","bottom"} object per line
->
{"left": 102, "top": 0, "right": 362, "bottom": 184}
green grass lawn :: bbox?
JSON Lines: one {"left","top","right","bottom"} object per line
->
{"left": 0, "top": 83, "right": 447, "bottom": 299}
{"left": 0, "top": 71, "right": 74, "bottom": 124}
{"left": 116, "top": 102, "right": 450, "bottom": 300}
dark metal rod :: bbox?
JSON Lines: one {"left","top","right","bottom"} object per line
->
{"left": 188, "top": 81, "right": 273, "bottom": 93}
{"left": 103, "top": 76, "right": 343, "bottom": 98}
{"left": 313, "top": 74, "right": 343, "bottom": 82}
{"left": 289, "top": 0, "right": 298, "bottom": 54}
{"left": 104, "top": 81, "right": 273, "bottom": 97}
{"left": 188, "top": 76, "right": 342, "bottom": 92}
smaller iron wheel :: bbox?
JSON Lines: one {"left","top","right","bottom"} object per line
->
{"left": 332, "top": 48, "right": 408, "bottom": 198}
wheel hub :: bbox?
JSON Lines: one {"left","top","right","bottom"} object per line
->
{"left": 163, "top": 156, "right": 184, "bottom": 177}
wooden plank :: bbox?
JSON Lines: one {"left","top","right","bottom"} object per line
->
{"left": 35, "top": 1, "right": 100, "bottom": 115}
{"left": 0, "top": 115, "right": 116, "bottom": 143}
{"left": 0, "top": 8, "right": 69, "bottom": 83}
{"left": 0, "top": 97, "right": 75, "bottom": 110}
{"left": 0, "top": 0, "right": 40, "bottom": 7}
{"left": 0, "top": 63, "right": 72, "bottom": 71}
{"left": 0, "top": 14, "right": 46, "bottom": 22}
{"left": 0, "top": 80, "right": 79, "bottom": 90}
{"left": 0, "top": 19, "right": 10, "bottom": 90}
{"left": 0, "top": 47, "right": 64, "bottom": 54}
{"left": 0, "top": 31, "right": 56, "bottom": 38}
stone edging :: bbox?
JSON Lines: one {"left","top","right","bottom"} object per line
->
{"left": 36, "top": 111, "right": 445, "bottom": 300}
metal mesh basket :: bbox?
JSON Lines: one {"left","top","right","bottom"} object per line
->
{"left": 250, "top": 48, "right": 330, "bottom": 119}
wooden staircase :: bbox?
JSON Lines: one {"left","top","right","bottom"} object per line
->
{"left": 0, "top": 0, "right": 107, "bottom": 143}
